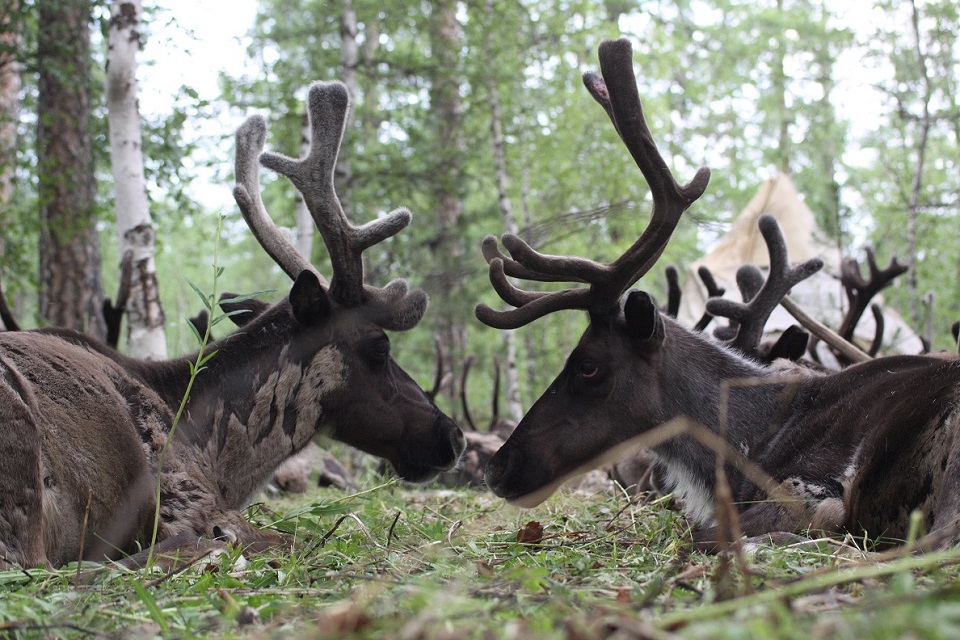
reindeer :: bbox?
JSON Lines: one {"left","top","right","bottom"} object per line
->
{"left": 0, "top": 82, "right": 465, "bottom": 568}
{"left": 475, "top": 38, "right": 960, "bottom": 550}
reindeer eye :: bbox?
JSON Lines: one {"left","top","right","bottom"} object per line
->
{"left": 372, "top": 337, "right": 391, "bottom": 358}
{"left": 578, "top": 359, "right": 599, "bottom": 379}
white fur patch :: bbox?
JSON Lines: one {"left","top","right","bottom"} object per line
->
{"left": 661, "top": 464, "right": 716, "bottom": 526}
{"left": 294, "top": 346, "right": 345, "bottom": 441}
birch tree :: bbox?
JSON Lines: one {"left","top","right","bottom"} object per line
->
{"left": 479, "top": 0, "right": 524, "bottom": 425}
{"left": 106, "top": 0, "right": 166, "bottom": 358}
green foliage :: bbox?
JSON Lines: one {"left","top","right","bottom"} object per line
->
{"left": 847, "top": 0, "right": 960, "bottom": 347}
{"left": 4, "top": 472, "right": 960, "bottom": 637}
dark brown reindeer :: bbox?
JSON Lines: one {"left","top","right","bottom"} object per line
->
{"left": 476, "top": 38, "right": 960, "bottom": 550}
{"left": 0, "top": 82, "right": 464, "bottom": 568}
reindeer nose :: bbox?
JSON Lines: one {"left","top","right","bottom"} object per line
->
{"left": 484, "top": 448, "right": 513, "bottom": 496}
{"left": 437, "top": 415, "right": 466, "bottom": 467}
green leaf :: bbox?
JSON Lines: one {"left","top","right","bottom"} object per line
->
{"left": 131, "top": 580, "right": 170, "bottom": 634}
{"left": 185, "top": 277, "right": 213, "bottom": 311}
{"left": 185, "top": 315, "right": 205, "bottom": 344}
{"left": 197, "top": 350, "right": 219, "bottom": 368}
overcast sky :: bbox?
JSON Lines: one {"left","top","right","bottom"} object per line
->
{"left": 139, "top": 0, "right": 259, "bottom": 118}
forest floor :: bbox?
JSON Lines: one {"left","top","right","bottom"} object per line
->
{"left": 3, "top": 459, "right": 960, "bottom": 639}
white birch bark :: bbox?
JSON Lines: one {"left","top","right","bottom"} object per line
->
{"left": 293, "top": 112, "right": 313, "bottom": 258}
{"left": 106, "top": 0, "right": 166, "bottom": 359}
{"left": 485, "top": 24, "right": 524, "bottom": 424}
{"left": 906, "top": 0, "right": 932, "bottom": 329}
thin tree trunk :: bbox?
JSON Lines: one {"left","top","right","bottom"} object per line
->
{"left": 0, "top": 3, "right": 18, "bottom": 212}
{"left": 337, "top": 0, "right": 358, "bottom": 221}
{"left": 484, "top": 26, "right": 523, "bottom": 423}
{"left": 106, "top": 0, "right": 166, "bottom": 359}
{"left": 0, "top": 2, "right": 20, "bottom": 329}
{"left": 907, "top": 0, "right": 932, "bottom": 328}
{"left": 428, "top": 0, "right": 466, "bottom": 417}
{"left": 773, "top": 0, "right": 791, "bottom": 174}
{"left": 37, "top": 0, "right": 105, "bottom": 337}
{"left": 293, "top": 111, "right": 313, "bottom": 258}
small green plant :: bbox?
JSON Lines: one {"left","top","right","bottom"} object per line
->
{"left": 145, "top": 213, "right": 273, "bottom": 569}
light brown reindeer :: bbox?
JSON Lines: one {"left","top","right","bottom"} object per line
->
{"left": 0, "top": 82, "right": 465, "bottom": 568}
{"left": 476, "top": 38, "right": 960, "bottom": 550}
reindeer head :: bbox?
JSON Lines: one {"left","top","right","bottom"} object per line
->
{"left": 475, "top": 38, "right": 711, "bottom": 504}
{"left": 231, "top": 82, "right": 465, "bottom": 482}
{"left": 476, "top": 40, "right": 837, "bottom": 507}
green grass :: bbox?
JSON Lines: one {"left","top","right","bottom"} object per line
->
{"left": 4, "top": 470, "right": 960, "bottom": 639}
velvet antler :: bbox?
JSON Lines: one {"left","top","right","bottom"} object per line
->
{"left": 663, "top": 265, "right": 681, "bottom": 318}
{"left": 706, "top": 215, "right": 823, "bottom": 358}
{"left": 837, "top": 247, "right": 906, "bottom": 343}
{"left": 233, "top": 82, "right": 428, "bottom": 332}
{"left": 476, "top": 38, "right": 710, "bottom": 330}
{"left": 692, "top": 265, "right": 725, "bottom": 332}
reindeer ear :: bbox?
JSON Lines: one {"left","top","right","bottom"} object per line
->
{"left": 766, "top": 325, "right": 809, "bottom": 362}
{"left": 219, "top": 293, "right": 270, "bottom": 327}
{"left": 290, "top": 271, "right": 332, "bottom": 327}
{"left": 624, "top": 290, "right": 664, "bottom": 345}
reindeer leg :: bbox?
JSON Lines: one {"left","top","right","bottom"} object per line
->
{"left": 693, "top": 476, "right": 846, "bottom": 553}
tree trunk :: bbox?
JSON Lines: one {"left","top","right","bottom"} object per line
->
{"left": 106, "top": 0, "right": 166, "bottom": 359}
{"left": 484, "top": 33, "right": 523, "bottom": 423}
{"left": 293, "top": 111, "right": 313, "bottom": 259}
{"left": 0, "top": 3, "right": 18, "bottom": 213}
{"left": 37, "top": 0, "right": 105, "bottom": 337}
{"left": 906, "top": 0, "right": 932, "bottom": 329}
{"left": 336, "top": 0, "right": 358, "bottom": 221}
{"left": 773, "top": 0, "right": 791, "bottom": 174}
{"left": 0, "top": 2, "right": 20, "bottom": 329}
{"left": 428, "top": 0, "right": 466, "bottom": 417}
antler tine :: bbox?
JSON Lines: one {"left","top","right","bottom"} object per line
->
{"left": 710, "top": 265, "right": 764, "bottom": 342}
{"left": 706, "top": 215, "right": 823, "bottom": 356}
{"left": 476, "top": 258, "right": 592, "bottom": 330}
{"left": 837, "top": 246, "right": 907, "bottom": 341}
{"left": 480, "top": 236, "right": 577, "bottom": 282}
{"left": 475, "top": 38, "right": 709, "bottom": 330}
{"left": 867, "top": 303, "right": 885, "bottom": 357}
{"left": 259, "top": 81, "right": 412, "bottom": 308}
{"left": 364, "top": 279, "right": 428, "bottom": 331}
{"left": 664, "top": 265, "right": 681, "bottom": 318}
{"left": 693, "top": 265, "right": 725, "bottom": 332}
{"left": 232, "top": 115, "right": 322, "bottom": 284}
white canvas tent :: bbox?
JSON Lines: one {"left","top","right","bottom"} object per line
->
{"left": 676, "top": 173, "right": 923, "bottom": 359}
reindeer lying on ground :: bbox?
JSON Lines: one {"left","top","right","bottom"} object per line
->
{"left": 476, "top": 37, "right": 960, "bottom": 550}
{"left": 0, "top": 82, "right": 465, "bottom": 568}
